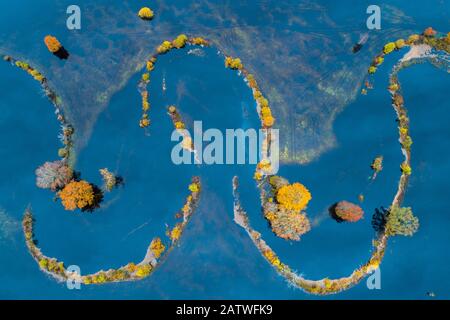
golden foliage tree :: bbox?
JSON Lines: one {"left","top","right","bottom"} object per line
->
{"left": 276, "top": 182, "right": 312, "bottom": 211}
{"left": 150, "top": 237, "right": 166, "bottom": 259}
{"left": 225, "top": 57, "right": 243, "bottom": 70}
{"left": 136, "top": 264, "right": 152, "bottom": 277}
{"left": 383, "top": 42, "right": 396, "bottom": 54}
{"left": 138, "top": 7, "right": 154, "bottom": 20}
{"left": 172, "top": 34, "right": 188, "bottom": 49}
{"left": 157, "top": 41, "right": 173, "bottom": 54}
{"left": 168, "top": 223, "right": 183, "bottom": 242}
{"left": 190, "top": 37, "right": 209, "bottom": 46}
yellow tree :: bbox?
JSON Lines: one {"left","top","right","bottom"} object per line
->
{"left": 138, "top": 7, "right": 154, "bottom": 20}
{"left": 276, "top": 182, "right": 312, "bottom": 211}
{"left": 150, "top": 238, "right": 166, "bottom": 259}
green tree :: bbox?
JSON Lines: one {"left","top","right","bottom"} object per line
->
{"left": 386, "top": 206, "right": 419, "bottom": 236}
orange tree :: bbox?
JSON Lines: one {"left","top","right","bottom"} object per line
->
{"left": 44, "top": 35, "right": 62, "bottom": 53}
{"left": 59, "top": 180, "right": 95, "bottom": 211}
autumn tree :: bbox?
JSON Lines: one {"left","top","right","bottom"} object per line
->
{"left": 400, "top": 161, "right": 412, "bottom": 175}
{"left": 383, "top": 42, "right": 396, "bottom": 54}
{"left": 44, "top": 35, "right": 62, "bottom": 53}
{"left": 276, "top": 182, "right": 312, "bottom": 212}
{"left": 139, "top": 114, "right": 150, "bottom": 128}
{"left": 150, "top": 237, "right": 166, "bottom": 259}
{"left": 188, "top": 182, "right": 200, "bottom": 193}
{"left": 261, "top": 106, "right": 275, "bottom": 128}
{"left": 44, "top": 35, "right": 69, "bottom": 59}
{"left": 157, "top": 41, "right": 173, "bottom": 54}
{"left": 225, "top": 57, "right": 243, "bottom": 70}
{"left": 395, "top": 39, "right": 406, "bottom": 49}
{"left": 59, "top": 180, "right": 95, "bottom": 211}
{"left": 190, "top": 37, "right": 209, "bottom": 46}
{"left": 168, "top": 223, "right": 183, "bottom": 243}
{"left": 136, "top": 264, "right": 152, "bottom": 277}
{"left": 172, "top": 34, "right": 188, "bottom": 49}
{"left": 138, "top": 7, "right": 154, "bottom": 20}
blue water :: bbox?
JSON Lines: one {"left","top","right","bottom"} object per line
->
{"left": 0, "top": 0, "right": 449, "bottom": 299}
